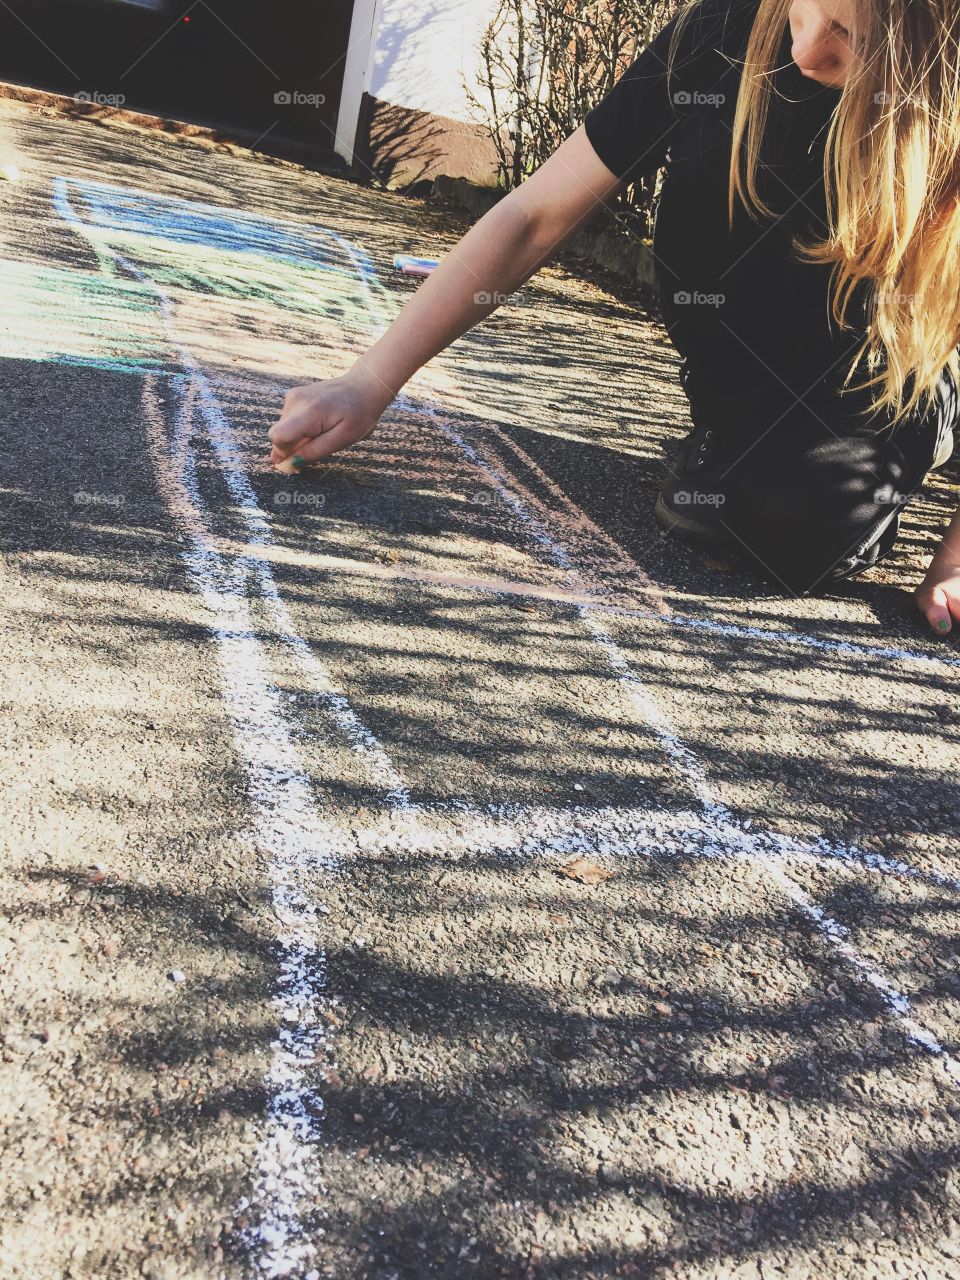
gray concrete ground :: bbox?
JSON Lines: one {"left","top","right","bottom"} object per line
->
{"left": 1, "top": 97, "right": 959, "bottom": 1280}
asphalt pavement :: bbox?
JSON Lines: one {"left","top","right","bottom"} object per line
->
{"left": 1, "top": 96, "right": 959, "bottom": 1280}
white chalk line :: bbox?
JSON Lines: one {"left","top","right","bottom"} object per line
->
{"left": 137, "top": 381, "right": 414, "bottom": 1276}
{"left": 142, "top": 371, "right": 333, "bottom": 1278}
{"left": 658, "top": 609, "right": 960, "bottom": 670}
{"left": 180, "top": 368, "right": 411, "bottom": 806}
{"left": 346, "top": 798, "right": 960, "bottom": 897}
{"left": 403, "top": 400, "right": 960, "bottom": 1082}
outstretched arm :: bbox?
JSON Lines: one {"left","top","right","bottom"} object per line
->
{"left": 268, "top": 125, "right": 625, "bottom": 468}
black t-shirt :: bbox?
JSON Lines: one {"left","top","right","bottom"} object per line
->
{"left": 582, "top": 0, "right": 931, "bottom": 434}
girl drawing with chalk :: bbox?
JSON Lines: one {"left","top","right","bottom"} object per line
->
{"left": 268, "top": 0, "right": 960, "bottom": 636}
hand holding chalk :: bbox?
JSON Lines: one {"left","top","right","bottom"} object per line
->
{"left": 268, "top": 369, "right": 394, "bottom": 471}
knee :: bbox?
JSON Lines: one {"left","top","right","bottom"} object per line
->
{"left": 721, "top": 437, "right": 906, "bottom": 594}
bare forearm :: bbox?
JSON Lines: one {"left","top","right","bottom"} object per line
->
{"left": 352, "top": 192, "right": 560, "bottom": 405}
{"left": 267, "top": 126, "right": 623, "bottom": 470}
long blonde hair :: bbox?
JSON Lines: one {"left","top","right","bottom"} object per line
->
{"left": 668, "top": 0, "right": 960, "bottom": 425}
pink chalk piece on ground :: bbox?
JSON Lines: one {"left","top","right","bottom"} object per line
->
{"left": 393, "top": 253, "right": 439, "bottom": 277}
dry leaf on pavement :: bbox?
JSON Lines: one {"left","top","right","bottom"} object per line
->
{"left": 557, "top": 857, "right": 615, "bottom": 886}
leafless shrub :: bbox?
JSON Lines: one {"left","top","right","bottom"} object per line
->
{"left": 466, "top": 0, "right": 681, "bottom": 237}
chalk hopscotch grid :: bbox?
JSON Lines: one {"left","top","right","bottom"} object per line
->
{"left": 53, "top": 177, "right": 960, "bottom": 1275}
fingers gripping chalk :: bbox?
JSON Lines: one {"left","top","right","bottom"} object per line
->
{"left": 268, "top": 374, "right": 390, "bottom": 469}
